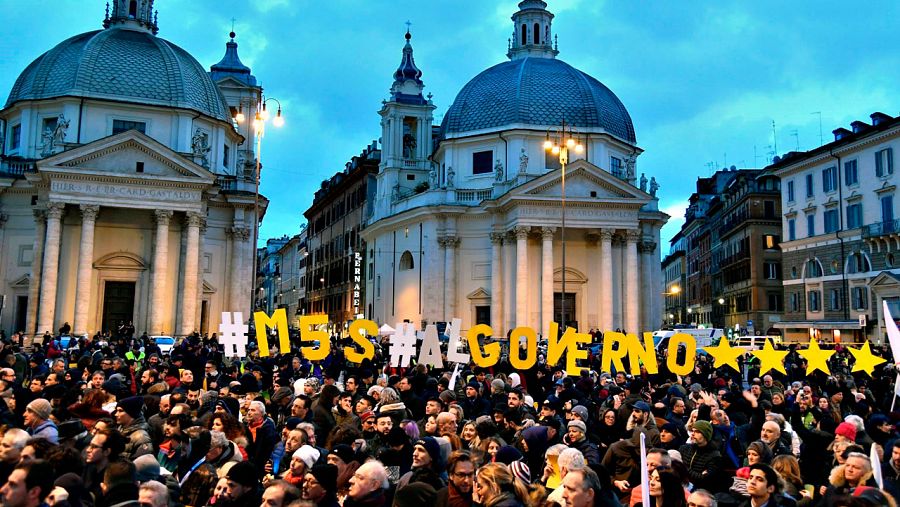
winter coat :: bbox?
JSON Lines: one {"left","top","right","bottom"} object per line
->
{"left": 822, "top": 464, "right": 878, "bottom": 505}
{"left": 245, "top": 417, "right": 278, "bottom": 470}
{"left": 119, "top": 417, "right": 153, "bottom": 460}
{"left": 678, "top": 441, "right": 723, "bottom": 493}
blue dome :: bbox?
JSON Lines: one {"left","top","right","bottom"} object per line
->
{"left": 442, "top": 57, "right": 635, "bottom": 143}
{"left": 5, "top": 27, "right": 231, "bottom": 122}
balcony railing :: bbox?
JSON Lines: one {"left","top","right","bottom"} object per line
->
{"left": 456, "top": 189, "right": 493, "bottom": 202}
{"left": 0, "top": 157, "right": 37, "bottom": 176}
{"left": 863, "top": 219, "right": 900, "bottom": 238}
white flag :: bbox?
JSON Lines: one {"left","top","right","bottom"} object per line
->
{"left": 872, "top": 438, "right": 884, "bottom": 489}
{"left": 640, "top": 432, "right": 650, "bottom": 507}
{"left": 882, "top": 301, "right": 900, "bottom": 363}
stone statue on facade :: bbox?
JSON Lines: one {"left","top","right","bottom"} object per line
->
{"left": 192, "top": 128, "right": 211, "bottom": 167}
{"left": 402, "top": 132, "right": 417, "bottom": 159}
{"left": 41, "top": 127, "right": 54, "bottom": 157}
{"left": 625, "top": 153, "right": 637, "bottom": 181}
{"left": 494, "top": 159, "right": 504, "bottom": 182}
{"left": 639, "top": 173, "right": 648, "bottom": 192}
{"left": 519, "top": 147, "right": 529, "bottom": 174}
{"left": 649, "top": 176, "right": 659, "bottom": 197}
{"left": 447, "top": 166, "right": 455, "bottom": 189}
{"left": 429, "top": 164, "right": 437, "bottom": 187}
{"left": 53, "top": 114, "right": 69, "bottom": 146}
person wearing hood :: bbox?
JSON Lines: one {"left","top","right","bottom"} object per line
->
{"left": 521, "top": 425, "right": 551, "bottom": 478}
{"left": 114, "top": 396, "right": 153, "bottom": 460}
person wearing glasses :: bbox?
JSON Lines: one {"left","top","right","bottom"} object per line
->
{"left": 301, "top": 464, "right": 339, "bottom": 507}
{"left": 436, "top": 450, "right": 475, "bottom": 507}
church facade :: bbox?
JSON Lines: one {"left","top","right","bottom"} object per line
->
{"left": 361, "top": 0, "right": 668, "bottom": 336}
{"left": 0, "top": 0, "right": 266, "bottom": 338}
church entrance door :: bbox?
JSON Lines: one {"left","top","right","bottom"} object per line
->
{"left": 554, "top": 292, "right": 577, "bottom": 331}
{"left": 102, "top": 281, "right": 135, "bottom": 334}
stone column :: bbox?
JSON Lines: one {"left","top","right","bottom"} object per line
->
{"left": 640, "top": 239, "right": 658, "bottom": 332}
{"left": 195, "top": 219, "right": 207, "bottom": 334}
{"left": 599, "top": 229, "right": 613, "bottom": 331}
{"left": 625, "top": 230, "right": 641, "bottom": 334}
{"left": 179, "top": 212, "right": 202, "bottom": 336}
{"left": 242, "top": 227, "right": 255, "bottom": 317}
{"left": 442, "top": 236, "right": 460, "bottom": 319}
{"left": 541, "top": 227, "right": 556, "bottom": 336}
{"left": 490, "top": 233, "right": 504, "bottom": 335}
{"left": 73, "top": 205, "right": 100, "bottom": 335}
{"left": 515, "top": 226, "right": 530, "bottom": 328}
{"left": 25, "top": 210, "right": 47, "bottom": 336}
{"left": 149, "top": 210, "right": 173, "bottom": 335}
{"left": 229, "top": 227, "right": 247, "bottom": 311}
{"left": 36, "top": 203, "right": 65, "bottom": 335}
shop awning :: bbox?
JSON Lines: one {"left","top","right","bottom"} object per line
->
{"left": 772, "top": 321, "right": 863, "bottom": 330}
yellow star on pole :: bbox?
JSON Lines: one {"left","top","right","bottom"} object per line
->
{"left": 752, "top": 339, "right": 789, "bottom": 375}
{"left": 702, "top": 337, "right": 744, "bottom": 372}
{"left": 848, "top": 341, "right": 886, "bottom": 376}
{"left": 797, "top": 338, "right": 834, "bottom": 375}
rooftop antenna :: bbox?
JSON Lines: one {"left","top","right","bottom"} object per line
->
{"left": 790, "top": 129, "right": 800, "bottom": 151}
{"left": 706, "top": 161, "right": 715, "bottom": 176}
{"left": 811, "top": 111, "right": 823, "bottom": 147}
{"left": 772, "top": 120, "right": 778, "bottom": 157}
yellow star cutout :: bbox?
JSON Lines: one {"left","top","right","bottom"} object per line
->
{"left": 848, "top": 341, "right": 886, "bottom": 376}
{"left": 797, "top": 338, "right": 834, "bottom": 375}
{"left": 752, "top": 339, "right": 789, "bottom": 375}
{"left": 702, "top": 337, "right": 744, "bottom": 372}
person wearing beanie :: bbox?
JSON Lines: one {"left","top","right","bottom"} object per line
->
{"left": 302, "top": 463, "right": 340, "bottom": 507}
{"left": 566, "top": 419, "right": 601, "bottom": 468}
{"left": 283, "top": 444, "right": 320, "bottom": 486}
{"left": 114, "top": 396, "right": 153, "bottom": 461}
{"left": 745, "top": 440, "right": 774, "bottom": 466}
{"left": 678, "top": 419, "right": 721, "bottom": 493}
{"left": 509, "top": 460, "right": 531, "bottom": 484}
{"left": 397, "top": 436, "right": 445, "bottom": 490}
{"left": 24, "top": 398, "right": 58, "bottom": 443}
{"left": 835, "top": 421, "right": 858, "bottom": 443}
{"left": 223, "top": 461, "right": 261, "bottom": 507}
{"left": 461, "top": 380, "right": 490, "bottom": 420}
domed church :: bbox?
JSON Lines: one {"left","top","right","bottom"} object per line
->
{"left": 0, "top": 0, "right": 266, "bottom": 339}
{"left": 362, "top": 0, "right": 668, "bottom": 335}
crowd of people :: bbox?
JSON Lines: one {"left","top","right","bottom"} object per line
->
{"left": 0, "top": 328, "right": 898, "bottom": 507}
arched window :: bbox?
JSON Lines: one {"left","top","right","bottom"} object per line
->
{"left": 521, "top": 24, "right": 527, "bottom": 45}
{"left": 805, "top": 258, "right": 823, "bottom": 278}
{"left": 847, "top": 252, "right": 871, "bottom": 274}
{"left": 129, "top": 0, "right": 138, "bottom": 17}
{"left": 534, "top": 23, "right": 541, "bottom": 44}
{"left": 399, "top": 251, "right": 414, "bottom": 271}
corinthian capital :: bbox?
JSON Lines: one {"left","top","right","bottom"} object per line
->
{"left": 80, "top": 204, "right": 100, "bottom": 223}
{"left": 154, "top": 210, "right": 173, "bottom": 225}
{"left": 514, "top": 226, "right": 530, "bottom": 240}
{"left": 186, "top": 211, "right": 204, "bottom": 228}
{"left": 625, "top": 230, "right": 642, "bottom": 243}
{"left": 541, "top": 227, "right": 556, "bottom": 241}
{"left": 46, "top": 202, "right": 66, "bottom": 220}
{"left": 490, "top": 232, "right": 505, "bottom": 245}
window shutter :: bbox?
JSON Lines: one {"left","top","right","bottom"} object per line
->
{"left": 876, "top": 150, "right": 884, "bottom": 177}
{"left": 889, "top": 148, "right": 894, "bottom": 174}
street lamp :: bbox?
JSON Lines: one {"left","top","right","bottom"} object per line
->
{"left": 237, "top": 95, "right": 284, "bottom": 311}
{"left": 544, "top": 120, "right": 583, "bottom": 331}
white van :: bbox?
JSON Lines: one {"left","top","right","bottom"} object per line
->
{"left": 652, "top": 328, "right": 724, "bottom": 352}
{"left": 731, "top": 335, "right": 783, "bottom": 351}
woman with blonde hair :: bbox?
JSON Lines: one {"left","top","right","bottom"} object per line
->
{"left": 772, "top": 454, "right": 812, "bottom": 505}
{"left": 474, "top": 463, "right": 530, "bottom": 507}
{"left": 460, "top": 420, "right": 478, "bottom": 450}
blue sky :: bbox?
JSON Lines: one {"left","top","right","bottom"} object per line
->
{"left": 2, "top": 1, "right": 899, "bottom": 253}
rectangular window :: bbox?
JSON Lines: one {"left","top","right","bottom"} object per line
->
{"left": 789, "top": 293, "right": 800, "bottom": 312}
{"left": 610, "top": 157, "right": 623, "bottom": 178}
{"left": 764, "top": 262, "right": 781, "bottom": 280}
{"left": 882, "top": 195, "right": 894, "bottom": 225}
{"left": 376, "top": 275, "right": 381, "bottom": 298}
{"left": 847, "top": 203, "right": 862, "bottom": 229}
{"left": 472, "top": 150, "right": 493, "bottom": 175}
{"left": 223, "top": 145, "right": 230, "bottom": 167}
{"left": 787, "top": 180, "right": 795, "bottom": 202}
{"left": 764, "top": 200, "right": 776, "bottom": 218}
{"left": 768, "top": 293, "right": 783, "bottom": 311}
{"left": 763, "top": 235, "right": 780, "bottom": 249}
{"left": 876, "top": 148, "right": 894, "bottom": 177}
{"left": 806, "top": 173, "right": 814, "bottom": 198}
{"left": 830, "top": 288, "right": 841, "bottom": 311}
{"left": 788, "top": 219, "right": 796, "bottom": 241}
{"left": 824, "top": 209, "right": 839, "bottom": 233}
{"left": 822, "top": 166, "right": 837, "bottom": 193}
{"left": 844, "top": 159, "right": 858, "bottom": 186}
{"left": 807, "top": 290, "right": 821, "bottom": 312}
{"left": 10, "top": 124, "right": 21, "bottom": 150}
{"left": 807, "top": 213, "right": 816, "bottom": 237}
{"left": 112, "top": 119, "right": 146, "bottom": 135}
{"left": 852, "top": 287, "right": 869, "bottom": 310}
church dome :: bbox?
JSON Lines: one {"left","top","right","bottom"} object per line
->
{"left": 5, "top": 27, "right": 231, "bottom": 122}
{"left": 441, "top": 57, "right": 635, "bottom": 143}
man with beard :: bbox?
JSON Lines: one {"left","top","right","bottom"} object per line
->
{"left": 289, "top": 395, "right": 313, "bottom": 423}
{"left": 186, "top": 387, "right": 202, "bottom": 415}
{"left": 435, "top": 450, "right": 474, "bottom": 507}
{"left": 83, "top": 428, "right": 126, "bottom": 502}
{"left": 218, "top": 461, "right": 261, "bottom": 507}
{"left": 360, "top": 411, "right": 377, "bottom": 441}
{"left": 0, "top": 461, "right": 54, "bottom": 507}
{"left": 114, "top": 396, "right": 153, "bottom": 460}
{"left": 626, "top": 401, "right": 660, "bottom": 446}
{"left": 334, "top": 391, "right": 359, "bottom": 429}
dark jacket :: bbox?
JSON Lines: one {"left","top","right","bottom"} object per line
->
{"left": 343, "top": 489, "right": 388, "bottom": 507}
{"left": 678, "top": 441, "right": 722, "bottom": 493}
{"left": 569, "top": 436, "right": 602, "bottom": 468}
{"left": 245, "top": 417, "right": 278, "bottom": 470}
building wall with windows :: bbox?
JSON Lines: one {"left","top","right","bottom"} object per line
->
{"left": 773, "top": 112, "right": 899, "bottom": 343}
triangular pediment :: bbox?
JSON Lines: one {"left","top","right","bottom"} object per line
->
{"left": 10, "top": 275, "right": 29, "bottom": 288}
{"left": 202, "top": 280, "right": 218, "bottom": 294}
{"left": 38, "top": 130, "right": 215, "bottom": 184}
{"left": 512, "top": 159, "right": 652, "bottom": 202}
{"left": 870, "top": 271, "right": 900, "bottom": 288}
{"left": 467, "top": 287, "right": 490, "bottom": 300}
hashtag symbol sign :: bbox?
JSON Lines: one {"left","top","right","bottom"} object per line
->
{"left": 389, "top": 322, "right": 418, "bottom": 367}
{"left": 219, "top": 312, "right": 249, "bottom": 358}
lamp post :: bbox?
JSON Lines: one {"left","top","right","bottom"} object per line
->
{"left": 238, "top": 95, "right": 283, "bottom": 312}
{"left": 544, "top": 120, "right": 583, "bottom": 332}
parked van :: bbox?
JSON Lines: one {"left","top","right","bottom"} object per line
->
{"left": 731, "top": 335, "right": 783, "bottom": 351}
{"left": 652, "top": 328, "right": 724, "bottom": 352}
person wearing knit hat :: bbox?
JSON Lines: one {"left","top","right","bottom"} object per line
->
{"left": 494, "top": 445, "right": 524, "bottom": 465}
{"left": 224, "top": 461, "right": 259, "bottom": 504}
{"left": 303, "top": 463, "right": 339, "bottom": 507}
{"left": 692, "top": 420, "right": 714, "bottom": 444}
{"left": 567, "top": 419, "right": 587, "bottom": 434}
{"left": 293, "top": 445, "right": 321, "bottom": 470}
{"left": 745, "top": 440, "right": 773, "bottom": 466}
{"left": 25, "top": 398, "right": 58, "bottom": 443}
{"left": 134, "top": 454, "right": 162, "bottom": 483}
{"left": 680, "top": 419, "right": 721, "bottom": 492}
{"left": 835, "top": 421, "right": 858, "bottom": 443}
{"left": 509, "top": 460, "right": 531, "bottom": 484}
{"left": 571, "top": 405, "right": 589, "bottom": 421}
{"left": 412, "top": 436, "right": 442, "bottom": 470}
{"left": 116, "top": 396, "right": 144, "bottom": 420}
{"left": 438, "top": 389, "right": 456, "bottom": 405}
